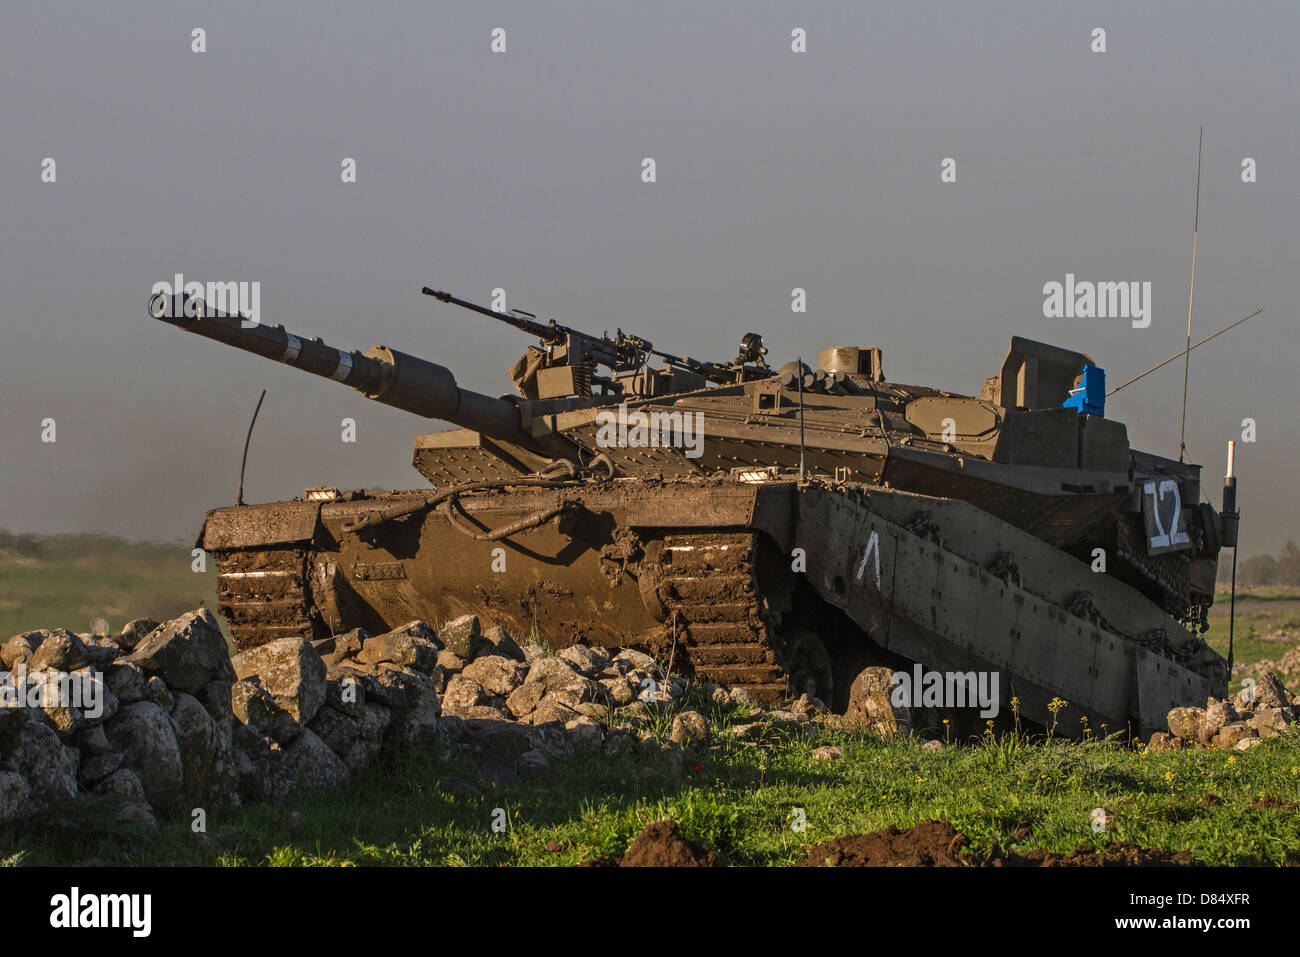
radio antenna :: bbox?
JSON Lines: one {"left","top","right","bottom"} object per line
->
{"left": 1107, "top": 308, "right": 1262, "bottom": 397}
{"left": 1178, "top": 127, "right": 1202, "bottom": 463}
{"left": 237, "top": 389, "right": 267, "bottom": 506}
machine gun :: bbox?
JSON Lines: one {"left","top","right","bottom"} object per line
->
{"left": 423, "top": 286, "right": 768, "bottom": 397}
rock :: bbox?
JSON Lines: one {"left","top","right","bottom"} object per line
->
{"left": 30, "top": 630, "right": 91, "bottom": 672}
{"left": 341, "top": 738, "right": 383, "bottom": 775}
{"left": 1234, "top": 737, "right": 1265, "bottom": 751}
{"left": 201, "top": 681, "right": 234, "bottom": 736}
{"left": 0, "top": 771, "right": 31, "bottom": 824}
{"left": 105, "top": 701, "right": 184, "bottom": 813}
{"left": 479, "top": 625, "right": 526, "bottom": 662}
{"left": 1200, "top": 699, "right": 1238, "bottom": 746}
{"left": 324, "top": 669, "right": 366, "bottom": 718}
{"left": 727, "top": 687, "right": 752, "bottom": 706}
{"left": 105, "top": 662, "right": 148, "bottom": 704}
{"left": 229, "top": 678, "right": 301, "bottom": 745}
{"left": 94, "top": 768, "right": 148, "bottom": 804}
{"left": 436, "top": 650, "right": 466, "bottom": 673}
{"left": 127, "top": 609, "right": 233, "bottom": 693}
{"left": 1251, "top": 706, "right": 1292, "bottom": 738}
{"left": 921, "top": 740, "right": 944, "bottom": 753}
{"left": 558, "top": 644, "right": 612, "bottom": 677}
{"left": 845, "top": 666, "right": 905, "bottom": 734}
{"left": 1210, "top": 722, "right": 1251, "bottom": 751}
{"left": 521, "top": 643, "right": 548, "bottom": 665}
{"left": 516, "top": 748, "right": 552, "bottom": 780}
{"left": 1, "top": 632, "right": 43, "bottom": 669}
{"left": 230, "top": 637, "right": 327, "bottom": 728}
{"left": 565, "top": 716, "right": 603, "bottom": 752}
{"left": 505, "top": 681, "right": 545, "bottom": 719}
{"left": 522, "top": 657, "right": 599, "bottom": 708}
{"left": 10, "top": 721, "right": 79, "bottom": 804}
{"left": 1145, "top": 731, "right": 1179, "bottom": 752}
{"left": 117, "top": 802, "right": 158, "bottom": 830}
{"left": 529, "top": 695, "right": 586, "bottom": 726}
{"left": 330, "top": 628, "right": 367, "bottom": 660}
{"left": 78, "top": 634, "right": 124, "bottom": 669}
{"left": 355, "top": 621, "right": 440, "bottom": 673}
{"left": 1167, "top": 706, "right": 1206, "bottom": 741}
{"left": 116, "top": 618, "right": 159, "bottom": 652}
{"left": 603, "top": 730, "right": 635, "bottom": 757}
{"left": 812, "top": 745, "right": 845, "bottom": 762}
{"left": 367, "top": 664, "right": 434, "bottom": 712}
{"left": 310, "top": 707, "right": 360, "bottom": 756}
{"left": 614, "top": 649, "right": 661, "bottom": 676}
{"left": 438, "top": 615, "right": 481, "bottom": 659}
{"left": 670, "top": 710, "right": 710, "bottom": 746}
{"left": 461, "top": 656, "right": 529, "bottom": 697}
{"left": 170, "top": 693, "right": 218, "bottom": 803}
{"left": 1255, "top": 672, "right": 1292, "bottom": 709}
{"left": 79, "top": 749, "right": 125, "bottom": 789}
{"left": 357, "top": 702, "right": 392, "bottom": 742}
{"left": 599, "top": 676, "right": 637, "bottom": 707}
{"left": 284, "top": 729, "right": 350, "bottom": 791}
{"left": 388, "top": 699, "right": 443, "bottom": 749}
{"left": 145, "top": 676, "right": 175, "bottom": 712}
{"left": 792, "top": 693, "right": 827, "bottom": 716}
{"left": 72, "top": 723, "right": 113, "bottom": 755}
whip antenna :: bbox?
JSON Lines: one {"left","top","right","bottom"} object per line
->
{"left": 1178, "top": 127, "right": 1202, "bottom": 462}
{"left": 237, "top": 389, "right": 267, "bottom": 506}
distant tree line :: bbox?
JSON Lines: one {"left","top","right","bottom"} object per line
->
{"left": 1219, "top": 541, "right": 1300, "bottom": 588}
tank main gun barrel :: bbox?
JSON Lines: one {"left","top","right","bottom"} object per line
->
{"left": 149, "top": 292, "right": 527, "bottom": 443}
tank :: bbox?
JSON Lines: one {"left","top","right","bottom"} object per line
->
{"left": 150, "top": 287, "right": 1230, "bottom": 739}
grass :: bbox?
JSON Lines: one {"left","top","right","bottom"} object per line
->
{"left": 0, "top": 534, "right": 217, "bottom": 639}
{"left": 4, "top": 717, "right": 1298, "bottom": 868}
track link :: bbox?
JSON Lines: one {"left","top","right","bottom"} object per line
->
{"left": 648, "top": 532, "right": 791, "bottom": 703}
{"left": 215, "top": 547, "right": 319, "bottom": 650}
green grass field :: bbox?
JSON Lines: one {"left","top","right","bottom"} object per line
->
{"left": 5, "top": 721, "right": 1298, "bottom": 867}
{"left": 0, "top": 534, "right": 217, "bottom": 639}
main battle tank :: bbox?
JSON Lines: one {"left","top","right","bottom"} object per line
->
{"left": 150, "top": 287, "right": 1232, "bottom": 738}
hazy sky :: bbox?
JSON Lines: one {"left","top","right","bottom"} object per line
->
{"left": 2, "top": 1, "right": 1297, "bottom": 556}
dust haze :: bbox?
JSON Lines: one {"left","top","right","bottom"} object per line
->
{"left": 1, "top": 1, "right": 1296, "bottom": 552}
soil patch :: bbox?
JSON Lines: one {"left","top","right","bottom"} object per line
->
{"left": 583, "top": 819, "right": 719, "bottom": 867}
{"left": 800, "top": 819, "right": 970, "bottom": 866}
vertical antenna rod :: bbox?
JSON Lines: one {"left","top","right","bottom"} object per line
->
{"left": 1178, "top": 127, "right": 1203, "bottom": 462}
{"left": 237, "top": 389, "right": 268, "bottom": 506}
{"left": 797, "top": 355, "right": 807, "bottom": 481}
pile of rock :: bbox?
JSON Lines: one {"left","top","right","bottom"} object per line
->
{"left": 1147, "top": 670, "right": 1297, "bottom": 752}
{"left": 0, "top": 610, "right": 237, "bottom": 828}
{"left": 1, "top": 607, "right": 843, "bottom": 828}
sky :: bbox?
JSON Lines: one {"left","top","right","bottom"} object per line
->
{"left": 1, "top": 1, "right": 1296, "bottom": 556}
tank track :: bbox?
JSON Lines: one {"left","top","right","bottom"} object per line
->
{"left": 214, "top": 546, "right": 320, "bottom": 650}
{"left": 642, "top": 532, "right": 791, "bottom": 704}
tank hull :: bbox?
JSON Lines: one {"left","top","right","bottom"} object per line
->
{"left": 200, "top": 475, "right": 1225, "bottom": 739}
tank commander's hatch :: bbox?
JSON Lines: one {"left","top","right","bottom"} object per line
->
{"left": 980, "top": 336, "right": 1094, "bottom": 410}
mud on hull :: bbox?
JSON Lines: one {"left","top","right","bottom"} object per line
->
{"left": 201, "top": 476, "right": 1225, "bottom": 739}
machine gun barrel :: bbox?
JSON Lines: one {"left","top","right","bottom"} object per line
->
{"left": 422, "top": 287, "right": 563, "bottom": 344}
{"left": 149, "top": 292, "right": 529, "bottom": 444}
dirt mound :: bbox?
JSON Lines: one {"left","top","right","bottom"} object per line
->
{"left": 800, "top": 819, "right": 970, "bottom": 866}
{"left": 797, "top": 820, "right": 1200, "bottom": 867}
{"left": 583, "top": 819, "right": 719, "bottom": 867}
{"left": 994, "top": 844, "right": 1200, "bottom": 867}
